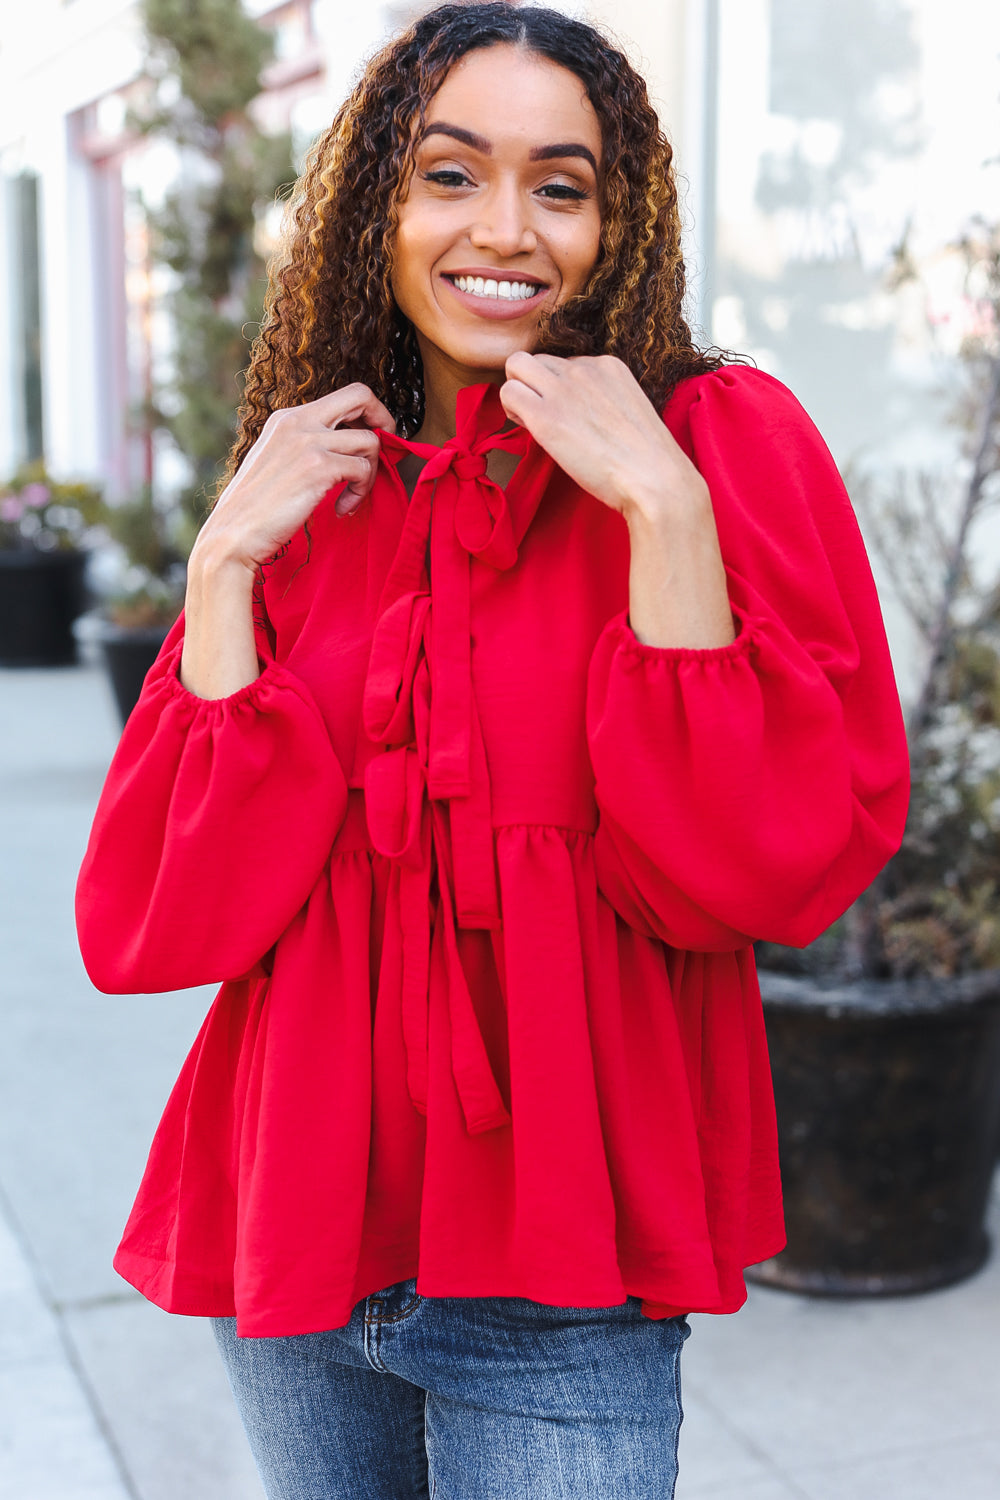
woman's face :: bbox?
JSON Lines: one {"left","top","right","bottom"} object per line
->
{"left": 390, "top": 45, "right": 603, "bottom": 395}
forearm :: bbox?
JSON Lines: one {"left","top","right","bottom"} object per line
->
{"left": 180, "top": 541, "right": 260, "bottom": 699}
{"left": 624, "top": 487, "right": 736, "bottom": 650}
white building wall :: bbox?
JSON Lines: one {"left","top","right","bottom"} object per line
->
{"left": 0, "top": 178, "right": 18, "bottom": 472}
{"left": 584, "top": 0, "right": 710, "bottom": 332}
{"left": 711, "top": 0, "right": 1000, "bottom": 469}
{"left": 37, "top": 112, "right": 101, "bottom": 483}
{"left": 0, "top": 0, "right": 144, "bottom": 484}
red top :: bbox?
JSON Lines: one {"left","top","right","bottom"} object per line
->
{"left": 76, "top": 367, "right": 908, "bottom": 1337}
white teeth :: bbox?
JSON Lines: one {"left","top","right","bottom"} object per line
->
{"left": 453, "top": 275, "right": 541, "bottom": 301}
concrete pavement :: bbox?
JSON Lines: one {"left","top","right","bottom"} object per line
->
{"left": 1, "top": 658, "right": 998, "bottom": 1499}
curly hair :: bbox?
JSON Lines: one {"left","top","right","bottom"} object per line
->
{"left": 216, "top": 2, "right": 728, "bottom": 501}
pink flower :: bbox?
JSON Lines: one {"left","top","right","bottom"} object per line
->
{"left": 1, "top": 495, "right": 25, "bottom": 523}
{"left": 20, "top": 482, "right": 50, "bottom": 508}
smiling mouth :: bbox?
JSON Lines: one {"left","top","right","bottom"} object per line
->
{"left": 445, "top": 274, "right": 546, "bottom": 302}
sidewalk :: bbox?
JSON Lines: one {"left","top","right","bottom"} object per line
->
{"left": 1, "top": 659, "right": 998, "bottom": 1500}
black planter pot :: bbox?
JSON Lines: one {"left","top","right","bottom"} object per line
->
{"left": 751, "top": 969, "right": 1000, "bottom": 1296}
{"left": 0, "top": 548, "right": 88, "bottom": 666}
{"left": 97, "top": 622, "right": 170, "bottom": 727}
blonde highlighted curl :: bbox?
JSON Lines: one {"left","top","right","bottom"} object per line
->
{"left": 216, "top": 2, "right": 730, "bottom": 501}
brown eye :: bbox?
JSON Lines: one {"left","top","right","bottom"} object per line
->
{"left": 423, "top": 170, "right": 471, "bottom": 187}
{"left": 538, "top": 183, "right": 588, "bottom": 201}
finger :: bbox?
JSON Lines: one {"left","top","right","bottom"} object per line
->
{"left": 504, "top": 351, "right": 546, "bottom": 395}
{"left": 317, "top": 453, "right": 373, "bottom": 502}
{"left": 499, "top": 377, "right": 545, "bottom": 429}
{"left": 326, "top": 454, "right": 380, "bottom": 516}
{"left": 316, "top": 427, "right": 382, "bottom": 459}
{"left": 504, "top": 349, "right": 535, "bottom": 376}
{"left": 505, "top": 350, "right": 567, "bottom": 392}
{"left": 525, "top": 352, "right": 571, "bottom": 377}
{"left": 334, "top": 483, "right": 371, "bottom": 516}
{"left": 311, "top": 383, "right": 397, "bottom": 436}
{"left": 335, "top": 490, "right": 363, "bottom": 517}
{"left": 334, "top": 388, "right": 396, "bottom": 435}
{"left": 320, "top": 430, "right": 382, "bottom": 497}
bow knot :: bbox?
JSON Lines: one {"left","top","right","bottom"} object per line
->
{"left": 452, "top": 450, "right": 489, "bottom": 481}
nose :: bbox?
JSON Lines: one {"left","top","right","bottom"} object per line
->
{"left": 468, "top": 181, "right": 537, "bottom": 258}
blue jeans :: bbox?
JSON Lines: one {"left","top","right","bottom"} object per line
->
{"left": 213, "top": 1277, "right": 691, "bottom": 1499}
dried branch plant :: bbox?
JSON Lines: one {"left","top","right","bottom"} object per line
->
{"left": 763, "top": 219, "right": 1000, "bottom": 979}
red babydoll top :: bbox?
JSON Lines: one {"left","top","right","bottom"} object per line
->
{"left": 76, "top": 366, "right": 909, "bottom": 1338}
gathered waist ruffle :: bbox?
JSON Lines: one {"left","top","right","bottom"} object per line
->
{"left": 111, "top": 813, "right": 785, "bottom": 1336}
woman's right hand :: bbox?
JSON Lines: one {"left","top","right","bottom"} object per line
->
{"left": 193, "top": 383, "right": 397, "bottom": 579}
{"left": 180, "top": 384, "right": 396, "bottom": 701}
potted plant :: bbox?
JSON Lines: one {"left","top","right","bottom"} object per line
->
{"left": 0, "top": 465, "right": 104, "bottom": 666}
{"left": 76, "top": 0, "right": 296, "bottom": 726}
{"left": 84, "top": 486, "right": 189, "bottom": 725}
{"left": 130, "top": 0, "right": 294, "bottom": 530}
{"left": 751, "top": 220, "right": 1000, "bottom": 1297}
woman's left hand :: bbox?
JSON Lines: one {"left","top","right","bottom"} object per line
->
{"left": 499, "top": 351, "right": 707, "bottom": 524}
{"left": 501, "top": 351, "right": 736, "bottom": 650}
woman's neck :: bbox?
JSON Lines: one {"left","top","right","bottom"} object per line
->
{"left": 415, "top": 349, "right": 504, "bottom": 447}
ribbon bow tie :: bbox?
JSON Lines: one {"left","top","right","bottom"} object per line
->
{"left": 355, "top": 383, "right": 553, "bottom": 1135}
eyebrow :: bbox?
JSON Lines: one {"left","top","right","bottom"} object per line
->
{"left": 529, "top": 142, "right": 599, "bottom": 173}
{"left": 419, "top": 122, "right": 598, "bottom": 174}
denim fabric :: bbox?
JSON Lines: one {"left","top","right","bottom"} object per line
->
{"left": 213, "top": 1278, "right": 691, "bottom": 1499}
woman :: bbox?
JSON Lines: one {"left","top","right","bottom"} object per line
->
{"left": 76, "top": 4, "right": 909, "bottom": 1496}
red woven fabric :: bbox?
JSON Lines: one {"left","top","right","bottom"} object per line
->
{"left": 76, "top": 367, "right": 909, "bottom": 1336}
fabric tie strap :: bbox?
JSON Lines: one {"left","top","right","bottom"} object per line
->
{"left": 358, "top": 382, "right": 552, "bottom": 1134}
